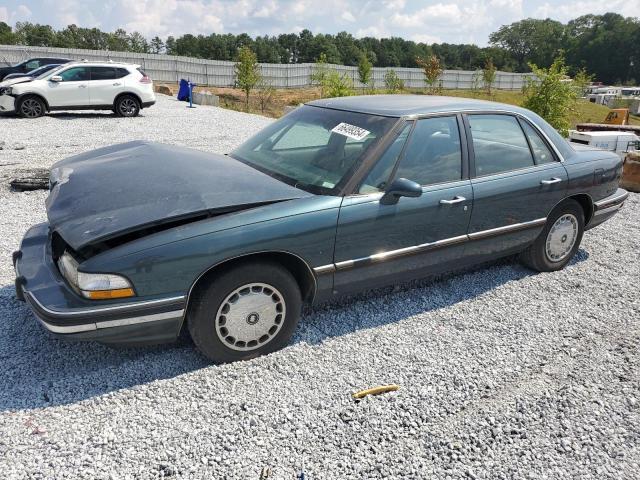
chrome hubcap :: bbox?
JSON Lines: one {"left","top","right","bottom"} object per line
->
{"left": 215, "top": 283, "right": 286, "bottom": 351}
{"left": 119, "top": 98, "right": 137, "bottom": 116}
{"left": 22, "top": 99, "right": 42, "bottom": 117}
{"left": 545, "top": 214, "right": 578, "bottom": 262}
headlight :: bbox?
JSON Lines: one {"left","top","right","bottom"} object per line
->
{"left": 3, "top": 87, "right": 12, "bottom": 95}
{"left": 58, "top": 252, "right": 135, "bottom": 300}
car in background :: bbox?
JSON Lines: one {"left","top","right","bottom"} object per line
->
{"left": 2, "top": 63, "right": 65, "bottom": 82}
{"left": 0, "top": 61, "right": 156, "bottom": 117}
{"left": 13, "top": 96, "right": 628, "bottom": 363}
{"left": 0, "top": 57, "right": 70, "bottom": 81}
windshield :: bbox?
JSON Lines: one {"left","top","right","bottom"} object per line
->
{"left": 37, "top": 64, "right": 66, "bottom": 79}
{"left": 230, "top": 105, "right": 397, "bottom": 195}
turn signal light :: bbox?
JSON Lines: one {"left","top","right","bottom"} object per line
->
{"left": 83, "top": 288, "right": 136, "bottom": 300}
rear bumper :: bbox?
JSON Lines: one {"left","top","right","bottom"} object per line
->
{"left": 14, "top": 222, "right": 185, "bottom": 345}
{"left": 586, "top": 188, "right": 629, "bottom": 231}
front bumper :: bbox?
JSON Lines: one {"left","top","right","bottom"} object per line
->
{"left": 0, "top": 94, "right": 16, "bottom": 113}
{"left": 14, "top": 222, "right": 186, "bottom": 345}
{"left": 586, "top": 188, "right": 629, "bottom": 231}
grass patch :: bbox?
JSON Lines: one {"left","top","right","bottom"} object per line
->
{"left": 158, "top": 82, "right": 640, "bottom": 127}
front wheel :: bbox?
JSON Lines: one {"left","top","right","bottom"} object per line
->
{"left": 17, "top": 95, "right": 45, "bottom": 118}
{"left": 187, "top": 262, "right": 302, "bottom": 363}
{"left": 115, "top": 95, "right": 140, "bottom": 117}
{"left": 520, "top": 199, "right": 585, "bottom": 272}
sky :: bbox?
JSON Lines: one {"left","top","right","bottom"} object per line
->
{"left": 1, "top": 0, "right": 639, "bottom": 46}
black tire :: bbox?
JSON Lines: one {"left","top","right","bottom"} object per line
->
{"left": 17, "top": 95, "right": 46, "bottom": 118}
{"left": 520, "top": 199, "right": 585, "bottom": 272}
{"left": 115, "top": 94, "right": 140, "bottom": 117}
{"left": 187, "top": 261, "right": 302, "bottom": 363}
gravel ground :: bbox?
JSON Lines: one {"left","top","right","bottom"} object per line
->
{"left": 0, "top": 97, "right": 639, "bottom": 479}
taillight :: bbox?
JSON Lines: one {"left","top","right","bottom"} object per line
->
{"left": 139, "top": 75, "right": 152, "bottom": 84}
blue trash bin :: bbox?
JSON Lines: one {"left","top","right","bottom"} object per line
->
{"left": 177, "top": 79, "right": 190, "bottom": 101}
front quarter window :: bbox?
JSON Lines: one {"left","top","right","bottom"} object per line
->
{"left": 231, "top": 106, "right": 397, "bottom": 195}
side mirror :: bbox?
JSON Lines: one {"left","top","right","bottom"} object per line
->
{"left": 50, "top": 75, "right": 62, "bottom": 83}
{"left": 380, "top": 177, "right": 422, "bottom": 205}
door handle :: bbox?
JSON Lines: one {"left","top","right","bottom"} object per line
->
{"left": 439, "top": 196, "right": 466, "bottom": 205}
{"left": 113, "top": 82, "right": 121, "bottom": 86}
{"left": 540, "top": 177, "right": 562, "bottom": 185}
{"left": 78, "top": 84, "right": 87, "bottom": 88}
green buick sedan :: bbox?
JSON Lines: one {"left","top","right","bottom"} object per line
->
{"left": 14, "top": 95, "right": 628, "bottom": 362}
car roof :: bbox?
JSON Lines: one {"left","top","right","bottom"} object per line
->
{"left": 307, "top": 94, "right": 531, "bottom": 118}
{"left": 61, "top": 61, "right": 138, "bottom": 68}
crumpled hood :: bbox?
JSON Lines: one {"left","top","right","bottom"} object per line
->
{"left": 0, "top": 76, "right": 33, "bottom": 88}
{"left": 46, "top": 141, "right": 312, "bottom": 251}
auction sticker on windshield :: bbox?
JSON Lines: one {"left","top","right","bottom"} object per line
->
{"left": 331, "top": 123, "right": 371, "bottom": 141}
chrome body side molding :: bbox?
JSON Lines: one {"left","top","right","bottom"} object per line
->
{"left": 313, "top": 218, "right": 547, "bottom": 274}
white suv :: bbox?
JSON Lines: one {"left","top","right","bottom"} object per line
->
{"left": 0, "top": 61, "right": 156, "bottom": 118}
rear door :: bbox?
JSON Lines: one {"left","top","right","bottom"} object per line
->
{"left": 332, "top": 115, "right": 473, "bottom": 294}
{"left": 464, "top": 113, "right": 568, "bottom": 260}
{"left": 88, "top": 66, "right": 126, "bottom": 105}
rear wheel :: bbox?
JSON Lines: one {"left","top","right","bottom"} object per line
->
{"left": 17, "top": 95, "right": 45, "bottom": 118}
{"left": 187, "top": 262, "right": 302, "bottom": 363}
{"left": 521, "top": 199, "right": 584, "bottom": 272}
{"left": 115, "top": 95, "right": 140, "bottom": 117}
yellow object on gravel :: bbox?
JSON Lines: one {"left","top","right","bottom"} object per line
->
{"left": 352, "top": 384, "right": 400, "bottom": 399}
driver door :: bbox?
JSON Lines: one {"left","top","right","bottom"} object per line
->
{"left": 46, "top": 66, "right": 90, "bottom": 107}
{"left": 333, "top": 116, "right": 473, "bottom": 294}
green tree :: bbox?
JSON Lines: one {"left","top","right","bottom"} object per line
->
{"left": 522, "top": 56, "right": 578, "bottom": 136}
{"left": 0, "top": 22, "right": 15, "bottom": 44}
{"left": 482, "top": 57, "right": 497, "bottom": 95}
{"left": 416, "top": 54, "right": 442, "bottom": 94}
{"left": 384, "top": 69, "right": 404, "bottom": 93}
{"left": 165, "top": 36, "right": 177, "bottom": 55}
{"left": 234, "top": 46, "right": 261, "bottom": 110}
{"left": 150, "top": 36, "right": 165, "bottom": 54}
{"left": 357, "top": 53, "right": 372, "bottom": 91}
{"left": 489, "top": 18, "right": 565, "bottom": 71}
{"left": 14, "top": 22, "right": 56, "bottom": 46}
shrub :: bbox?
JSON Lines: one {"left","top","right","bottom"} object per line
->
{"left": 321, "top": 70, "right": 353, "bottom": 98}
{"left": 357, "top": 53, "right": 373, "bottom": 91}
{"left": 416, "top": 54, "right": 442, "bottom": 94}
{"left": 384, "top": 69, "right": 404, "bottom": 93}
{"left": 234, "top": 46, "right": 260, "bottom": 111}
{"left": 522, "top": 56, "right": 579, "bottom": 136}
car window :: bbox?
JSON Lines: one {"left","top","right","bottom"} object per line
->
{"left": 393, "top": 116, "right": 462, "bottom": 186}
{"left": 231, "top": 105, "right": 397, "bottom": 195}
{"left": 115, "top": 68, "right": 130, "bottom": 78}
{"left": 90, "top": 67, "right": 117, "bottom": 81}
{"left": 273, "top": 122, "right": 332, "bottom": 150}
{"left": 468, "top": 114, "right": 534, "bottom": 176}
{"left": 25, "top": 60, "right": 39, "bottom": 70}
{"left": 359, "top": 122, "right": 413, "bottom": 194}
{"left": 519, "top": 119, "right": 556, "bottom": 164}
{"left": 59, "top": 67, "right": 89, "bottom": 82}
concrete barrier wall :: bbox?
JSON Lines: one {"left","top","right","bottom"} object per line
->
{"left": 0, "top": 44, "right": 536, "bottom": 90}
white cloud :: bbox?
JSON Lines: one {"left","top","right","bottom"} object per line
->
{"left": 252, "top": 0, "right": 278, "bottom": 18}
{"left": 341, "top": 11, "right": 356, "bottom": 22}
{"left": 534, "top": 0, "right": 640, "bottom": 21}
{"left": 17, "top": 5, "right": 32, "bottom": 18}
{"left": 412, "top": 33, "right": 442, "bottom": 44}
{"left": 383, "top": 0, "right": 405, "bottom": 9}
{"left": 0, "top": 7, "right": 8, "bottom": 23}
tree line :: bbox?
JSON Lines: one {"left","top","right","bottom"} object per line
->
{"left": 0, "top": 12, "right": 638, "bottom": 84}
